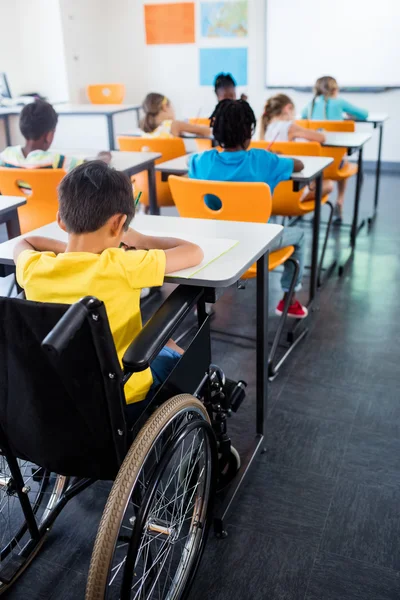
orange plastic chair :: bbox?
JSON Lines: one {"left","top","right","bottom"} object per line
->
{"left": 307, "top": 120, "right": 355, "bottom": 132}
{"left": 306, "top": 122, "right": 358, "bottom": 179}
{"left": 188, "top": 119, "right": 212, "bottom": 152}
{"left": 168, "top": 175, "right": 308, "bottom": 377}
{"left": 0, "top": 168, "right": 65, "bottom": 233}
{"left": 118, "top": 137, "right": 186, "bottom": 208}
{"left": 294, "top": 119, "right": 309, "bottom": 128}
{"left": 87, "top": 84, "right": 125, "bottom": 105}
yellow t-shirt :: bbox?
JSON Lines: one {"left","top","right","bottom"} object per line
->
{"left": 16, "top": 247, "right": 166, "bottom": 404}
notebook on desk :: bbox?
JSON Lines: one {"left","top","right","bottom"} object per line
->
{"left": 137, "top": 230, "right": 239, "bottom": 278}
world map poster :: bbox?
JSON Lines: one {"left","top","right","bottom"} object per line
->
{"left": 200, "top": 1, "right": 248, "bottom": 38}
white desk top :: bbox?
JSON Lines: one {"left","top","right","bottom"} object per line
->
{"left": 358, "top": 113, "right": 389, "bottom": 124}
{"left": 323, "top": 132, "right": 372, "bottom": 149}
{"left": 53, "top": 103, "right": 140, "bottom": 115}
{"left": 156, "top": 154, "right": 333, "bottom": 183}
{"left": 0, "top": 215, "right": 282, "bottom": 287}
{"left": 0, "top": 104, "right": 140, "bottom": 117}
{"left": 52, "top": 149, "right": 161, "bottom": 172}
{"left": 0, "top": 196, "right": 27, "bottom": 216}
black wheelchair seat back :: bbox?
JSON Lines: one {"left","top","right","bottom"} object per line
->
{"left": 0, "top": 296, "right": 128, "bottom": 480}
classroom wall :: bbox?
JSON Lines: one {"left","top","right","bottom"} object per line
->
{"left": 71, "top": 0, "right": 396, "bottom": 163}
{"left": 1, "top": 0, "right": 399, "bottom": 162}
{"left": 0, "top": 0, "right": 69, "bottom": 101}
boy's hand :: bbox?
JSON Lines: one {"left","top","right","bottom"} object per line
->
{"left": 97, "top": 151, "right": 112, "bottom": 165}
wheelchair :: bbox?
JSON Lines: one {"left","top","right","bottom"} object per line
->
{"left": 0, "top": 285, "right": 247, "bottom": 599}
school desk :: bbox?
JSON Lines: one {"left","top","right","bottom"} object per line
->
{"left": 322, "top": 132, "right": 372, "bottom": 275}
{"left": 0, "top": 196, "right": 26, "bottom": 239}
{"left": 0, "top": 214, "right": 282, "bottom": 533}
{"left": 53, "top": 149, "right": 162, "bottom": 215}
{"left": 0, "top": 104, "right": 141, "bottom": 151}
{"left": 156, "top": 154, "right": 333, "bottom": 307}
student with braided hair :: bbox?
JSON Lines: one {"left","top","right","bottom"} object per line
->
{"left": 301, "top": 76, "right": 368, "bottom": 121}
{"left": 188, "top": 99, "right": 308, "bottom": 319}
{"left": 301, "top": 77, "right": 368, "bottom": 222}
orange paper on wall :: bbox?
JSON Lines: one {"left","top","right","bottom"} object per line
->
{"left": 144, "top": 3, "right": 195, "bottom": 45}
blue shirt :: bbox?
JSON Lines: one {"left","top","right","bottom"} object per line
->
{"left": 301, "top": 96, "right": 368, "bottom": 121}
{"left": 188, "top": 149, "right": 294, "bottom": 195}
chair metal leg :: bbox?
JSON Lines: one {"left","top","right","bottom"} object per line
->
{"left": 317, "top": 200, "right": 336, "bottom": 288}
{"left": 268, "top": 258, "right": 305, "bottom": 378}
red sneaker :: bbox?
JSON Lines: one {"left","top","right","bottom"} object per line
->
{"left": 275, "top": 299, "right": 308, "bottom": 319}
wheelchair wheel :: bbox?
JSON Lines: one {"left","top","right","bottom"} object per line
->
{"left": 86, "top": 394, "right": 217, "bottom": 600}
{"left": 0, "top": 452, "right": 67, "bottom": 593}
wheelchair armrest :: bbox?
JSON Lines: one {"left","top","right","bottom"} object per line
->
{"left": 122, "top": 285, "right": 203, "bottom": 372}
{"left": 42, "top": 296, "right": 102, "bottom": 355}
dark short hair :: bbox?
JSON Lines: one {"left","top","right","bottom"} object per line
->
{"left": 58, "top": 161, "right": 135, "bottom": 234}
{"left": 214, "top": 73, "right": 236, "bottom": 95}
{"left": 19, "top": 100, "right": 58, "bottom": 140}
{"left": 210, "top": 99, "right": 256, "bottom": 149}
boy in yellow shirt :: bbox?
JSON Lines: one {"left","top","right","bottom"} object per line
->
{"left": 13, "top": 161, "right": 203, "bottom": 423}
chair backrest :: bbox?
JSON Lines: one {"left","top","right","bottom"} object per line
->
{"left": 87, "top": 83, "right": 125, "bottom": 104}
{"left": 118, "top": 137, "right": 187, "bottom": 207}
{"left": 295, "top": 119, "right": 309, "bottom": 128}
{"left": 188, "top": 118, "right": 211, "bottom": 126}
{"left": 168, "top": 176, "right": 272, "bottom": 222}
{"left": 0, "top": 297, "right": 127, "bottom": 480}
{"left": 0, "top": 168, "right": 65, "bottom": 233}
{"left": 250, "top": 140, "right": 322, "bottom": 157}
{"left": 307, "top": 120, "right": 355, "bottom": 132}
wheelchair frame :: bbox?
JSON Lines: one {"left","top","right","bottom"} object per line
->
{"left": 0, "top": 253, "right": 271, "bottom": 598}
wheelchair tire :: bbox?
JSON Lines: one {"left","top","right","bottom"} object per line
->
{"left": 0, "top": 453, "right": 68, "bottom": 595}
{"left": 86, "top": 394, "right": 217, "bottom": 600}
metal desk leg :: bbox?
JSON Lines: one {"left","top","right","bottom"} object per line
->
{"left": 256, "top": 252, "right": 269, "bottom": 437}
{"left": 147, "top": 164, "right": 159, "bottom": 215}
{"left": 134, "top": 107, "right": 141, "bottom": 127}
{"left": 338, "top": 148, "right": 364, "bottom": 276}
{"left": 106, "top": 115, "right": 116, "bottom": 150}
{"left": 213, "top": 252, "right": 269, "bottom": 537}
{"left": 4, "top": 115, "right": 11, "bottom": 146}
{"left": 5, "top": 209, "right": 21, "bottom": 239}
{"left": 309, "top": 174, "right": 322, "bottom": 305}
{"left": 368, "top": 123, "right": 383, "bottom": 228}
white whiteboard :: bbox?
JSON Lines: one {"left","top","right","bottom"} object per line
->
{"left": 265, "top": 0, "right": 400, "bottom": 88}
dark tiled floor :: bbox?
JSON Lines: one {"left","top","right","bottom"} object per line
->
{"left": 3, "top": 169, "right": 400, "bottom": 599}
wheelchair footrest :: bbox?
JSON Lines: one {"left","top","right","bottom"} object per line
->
{"left": 0, "top": 553, "right": 25, "bottom": 584}
{"left": 225, "top": 379, "right": 247, "bottom": 413}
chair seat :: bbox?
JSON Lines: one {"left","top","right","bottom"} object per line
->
{"left": 241, "top": 245, "right": 295, "bottom": 280}
{"left": 300, "top": 193, "right": 330, "bottom": 213}
{"left": 332, "top": 162, "right": 358, "bottom": 181}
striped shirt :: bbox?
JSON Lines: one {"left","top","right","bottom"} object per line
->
{"left": 0, "top": 146, "right": 84, "bottom": 171}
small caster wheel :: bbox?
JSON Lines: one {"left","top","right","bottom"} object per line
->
{"left": 216, "top": 529, "right": 228, "bottom": 539}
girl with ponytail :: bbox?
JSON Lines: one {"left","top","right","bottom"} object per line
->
{"left": 301, "top": 76, "right": 368, "bottom": 121}
{"left": 140, "top": 93, "right": 211, "bottom": 138}
{"left": 260, "top": 93, "right": 326, "bottom": 143}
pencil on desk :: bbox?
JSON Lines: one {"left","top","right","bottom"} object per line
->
{"left": 135, "top": 191, "right": 142, "bottom": 207}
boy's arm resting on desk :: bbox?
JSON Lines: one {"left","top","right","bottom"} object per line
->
{"left": 13, "top": 237, "right": 67, "bottom": 263}
{"left": 122, "top": 229, "right": 204, "bottom": 273}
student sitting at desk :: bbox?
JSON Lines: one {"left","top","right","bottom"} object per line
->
{"left": 260, "top": 93, "right": 334, "bottom": 201}
{"left": 188, "top": 99, "right": 308, "bottom": 319}
{"left": 141, "top": 93, "right": 211, "bottom": 139}
{"left": 301, "top": 76, "right": 368, "bottom": 222}
{"left": 0, "top": 100, "right": 110, "bottom": 192}
{"left": 301, "top": 76, "right": 369, "bottom": 121}
{"left": 214, "top": 72, "right": 248, "bottom": 102}
{"left": 13, "top": 161, "right": 203, "bottom": 424}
